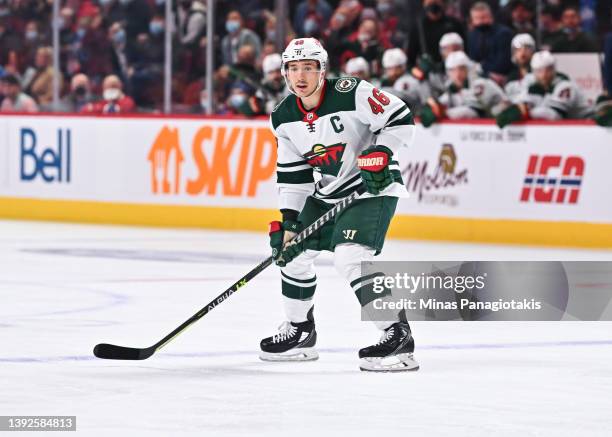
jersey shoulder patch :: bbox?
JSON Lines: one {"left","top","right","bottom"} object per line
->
{"left": 334, "top": 76, "right": 359, "bottom": 92}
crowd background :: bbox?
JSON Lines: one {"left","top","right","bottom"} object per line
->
{"left": 0, "top": 0, "right": 610, "bottom": 118}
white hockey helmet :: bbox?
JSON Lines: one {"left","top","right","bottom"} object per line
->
{"left": 445, "top": 50, "right": 471, "bottom": 70}
{"left": 511, "top": 33, "right": 536, "bottom": 50}
{"left": 531, "top": 50, "right": 555, "bottom": 70}
{"left": 262, "top": 53, "right": 282, "bottom": 75}
{"left": 439, "top": 32, "right": 464, "bottom": 50}
{"left": 281, "top": 38, "right": 328, "bottom": 95}
{"left": 382, "top": 48, "right": 407, "bottom": 69}
{"left": 345, "top": 56, "right": 369, "bottom": 75}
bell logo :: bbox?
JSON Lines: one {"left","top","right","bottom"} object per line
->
{"left": 148, "top": 126, "right": 184, "bottom": 194}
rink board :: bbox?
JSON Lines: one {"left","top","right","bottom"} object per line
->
{"left": 0, "top": 114, "right": 611, "bottom": 248}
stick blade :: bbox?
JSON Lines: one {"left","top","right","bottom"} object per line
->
{"left": 93, "top": 343, "right": 155, "bottom": 360}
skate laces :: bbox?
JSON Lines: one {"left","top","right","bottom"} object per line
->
{"left": 376, "top": 327, "right": 395, "bottom": 345}
{"left": 273, "top": 321, "right": 297, "bottom": 343}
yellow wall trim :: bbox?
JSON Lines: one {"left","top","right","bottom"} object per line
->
{"left": 1, "top": 196, "right": 611, "bottom": 249}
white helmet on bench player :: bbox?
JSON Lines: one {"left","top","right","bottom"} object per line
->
{"left": 281, "top": 38, "right": 328, "bottom": 95}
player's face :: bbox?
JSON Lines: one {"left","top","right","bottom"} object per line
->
{"left": 441, "top": 44, "right": 462, "bottom": 60}
{"left": 448, "top": 66, "right": 468, "bottom": 87}
{"left": 514, "top": 46, "right": 533, "bottom": 67}
{"left": 286, "top": 60, "right": 321, "bottom": 97}
{"left": 534, "top": 66, "right": 555, "bottom": 87}
{"left": 384, "top": 66, "right": 404, "bottom": 82}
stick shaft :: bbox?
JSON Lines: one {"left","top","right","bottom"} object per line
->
{"left": 152, "top": 188, "right": 364, "bottom": 353}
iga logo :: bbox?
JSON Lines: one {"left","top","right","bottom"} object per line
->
{"left": 20, "top": 127, "right": 71, "bottom": 183}
{"left": 520, "top": 155, "right": 584, "bottom": 204}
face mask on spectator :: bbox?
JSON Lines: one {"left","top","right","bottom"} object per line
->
{"left": 562, "top": 26, "right": 577, "bottom": 35}
{"left": 113, "top": 29, "right": 126, "bottom": 45}
{"left": 74, "top": 86, "right": 87, "bottom": 98}
{"left": 304, "top": 18, "right": 319, "bottom": 35}
{"left": 229, "top": 93, "right": 247, "bottom": 108}
{"left": 425, "top": 3, "right": 443, "bottom": 16}
{"left": 226, "top": 20, "right": 240, "bottom": 34}
{"left": 99, "top": 0, "right": 113, "bottom": 6}
{"left": 156, "top": 0, "right": 166, "bottom": 5}
{"left": 25, "top": 30, "right": 38, "bottom": 41}
{"left": 76, "top": 28, "right": 86, "bottom": 39}
{"left": 150, "top": 21, "right": 164, "bottom": 35}
{"left": 474, "top": 24, "right": 492, "bottom": 32}
{"left": 119, "top": 0, "right": 133, "bottom": 5}
{"left": 377, "top": 3, "right": 392, "bottom": 14}
{"left": 104, "top": 88, "right": 121, "bottom": 101}
{"left": 357, "top": 32, "right": 371, "bottom": 43}
{"left": 267, "top": 30, "right": 275, "bottom": 41}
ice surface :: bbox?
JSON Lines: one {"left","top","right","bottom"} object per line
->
{"left": 1, "top": 220, "right": 611, "bottom": 436}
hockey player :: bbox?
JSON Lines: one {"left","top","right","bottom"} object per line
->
{"left": 380, "top": 48, "right": 431, "bottom": 112}
{"left": 344, "top": 56, "right": 380, "bottom": 87}
{"left": 425, "top": 32, "right": 466, "bottom": 96}
{"left": 420, "top": 51, "right": 507, "bottom": 127}
{"left": 256, "top": 53, "right": 288, "bottom": 115}
{"left": 505, "top": 33, "right": 536, "bottom": 101}
{"left": 496, "top": 51, "right": 593, "bottom": 128}
{"left": 260, "top": 38, "right": 419, "bottom": 372}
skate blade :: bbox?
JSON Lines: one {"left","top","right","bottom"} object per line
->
{"left": 359, "top": 353, "right": 420, "bottom": 372}
{"left": 259, "top": 347, "right": 319, "bottom": 362}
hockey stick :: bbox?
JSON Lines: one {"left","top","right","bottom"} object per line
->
{"left": 93, "top": 187, "right": 366, "bottom": 360}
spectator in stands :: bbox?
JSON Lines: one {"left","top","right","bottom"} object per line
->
{"left": 82, "top": 74, "right": 135, "bottom": 114}
{"left": 549, "top": 6, "right": 599, "bottom": 53}
{"left": 421, "top": 51, "right": 507, "bottom": 127}
{"left": 335, "top": 18, "right": 389, "bottom": 77}
{"left": 121, "top": 0, "right": 152, "bottom": 38}
{"left": 19, "top": 20, "right": 45, "bottom": 72}
{"left": 293, "top": 0, "right": 333, "bottom": 37}
{"left": 321, "top": 1, "right": 364, "bottom": 59}
{"left": 78, "top": 7, "right": 113, "bottom": 84}
{"left": 376, "top": 0, "right": 401, "bottom": 48}
{"left": 496, "top": 51, "right": 592, "bottom": 127}
{"left": 506, "top": 0, "right": 535, "bottom": 37}
{"left": 129, "top": 27, "right": 165, "bottom": 108}
{"left": 0, "top": 16, "right": 20, "bottom": 62}
{"left": 59, "top": 73, "right": 96, "bottom": 113}
{"left": 225, "top": 80, "right": 255, "bottom": 115}
{"left": 466, "top": 1, "right": 513, "bottom": 83}
{"left": 221, "top": 10, "right": 262, "bottom": 66}
{"left": 108, "top": 22, "right": 130, "bottom": 83}
{"left": 228, "top": 45, "right": 261, "bottom": 87}
{"left": 247, "top": 53, "right": 287, "bottom": 115}
{"left": 406, "top": 0, "right": 464, "bottom": 66}
{"left": 505, "top": 33, "right": 536, "bottom": 100}
{"left": 540, "top": 5, "right": 564, "bottom": 51}
{"left": 0, "top": 74, "right": 38, "bottom": 112}
{"left": 178, "top": 0, "right": 206, "bottom": 47}
{"left": 23, "top": 46, "right": 63, "bottom": 107}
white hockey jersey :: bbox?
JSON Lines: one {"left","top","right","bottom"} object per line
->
{"left": 270, "top": 77, "right": 416, "bottom": 212}
{"left": 381, "top": 73, "right": 431, "bottom": 112}
{"left": 439, "top": 77, "right": 508, "bottom": 118}
{"left": 515, "top": 73, "right": 593, "bottom": 119}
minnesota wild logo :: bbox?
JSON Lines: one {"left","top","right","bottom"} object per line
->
{"left": 303, "top": 143, "right": 346, "bottom": 176}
